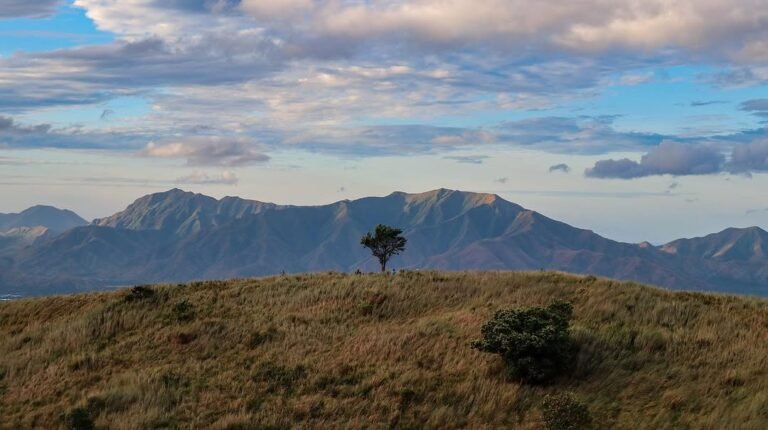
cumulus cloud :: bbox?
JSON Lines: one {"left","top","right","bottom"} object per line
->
{"left": 286, "top": 0, "right": 768, "bottom": 62}
{"left": 141, "top": 136, "right": 270, "bottom": 167}
{"left": 67, "top": 0, "right": 768, "bottom": 62}
{"left": 730, "top": 140, "right": 768, "bottom": 172}
{"left": 175, "top": 171, "right": 239, "bottom": 185}
{"left": 548, "top": 163, "right": 571, "bottom": 173}
{"left": 585, "top": 141, "right": 725, "bottom": 179}
{"left": 586, "top": 138, "right": 768, "bottom": 179}
{"left": 6, "top": 0, "right": 766, "bottom": 115}
{"left": 4, "top": 0, "right": 768, "bottom": 166}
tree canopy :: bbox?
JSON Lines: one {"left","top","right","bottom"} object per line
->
{"left": 360, "top": 224, "right": 407, "bottom": 272}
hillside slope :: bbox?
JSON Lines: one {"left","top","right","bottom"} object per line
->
{"left": 1, "top": 272, "right": 767, "bottom": 429}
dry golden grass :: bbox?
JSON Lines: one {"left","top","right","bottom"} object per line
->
{"left": 1, "top": 271, "right": 768, "bottom": 429}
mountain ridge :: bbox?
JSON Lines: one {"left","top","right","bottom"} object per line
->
{"left": 1, "top": 188, "right": 767, "bottom": 296}
{"left": 0, "top": 205, "right": 88, "bottom": 254}
{"left": 0, "top": 205, "right": 87, "bottom": 233}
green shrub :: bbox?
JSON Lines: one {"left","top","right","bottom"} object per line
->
{"left": 123, "top": 285, "right": 155, "bottom": 303}
{"left": 63, "top": 406, "right": 95, "bottom": 430}
{"left": 541, "top": 393, "right": 592, "bottom": 430}
{"left": 472, "top": 301, "right": 576, "bottom": 384}
{"left": 172, "top": 299, "right": 195, "bottom": 322}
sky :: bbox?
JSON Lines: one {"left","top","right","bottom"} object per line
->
{"left": 2, "top": 0, "right": 768, "bottom": 244}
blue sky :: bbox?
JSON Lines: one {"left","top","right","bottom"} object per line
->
{"left": 2, "top": 0, "right": 768, "bottom": 243}
{"left": 0, "top": 3, "right": 112, "bottom": 54}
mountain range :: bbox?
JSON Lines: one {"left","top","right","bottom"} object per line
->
{"left": 0, "top": 206, "right": 87, "bottom": 254}
{"left": 1, "top": 188, "right": 766, "bottom": 296}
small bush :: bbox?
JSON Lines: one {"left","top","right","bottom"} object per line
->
{"left": 541, "top": 393, "right": 592, "bottom": 430}
{"left": 472, "top": 301, "right": 576, "bottom": 384}
{"left": 172, "top": 299, "right": 195, "bottom": 322}
{"left": 63, "top": 406, "right": 95, "bottom": 430}
{"left": 123, "top": 285, "right": 155, "bottom": 302}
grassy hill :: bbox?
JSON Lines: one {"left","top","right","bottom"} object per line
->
{"left": 1, "top": 272, "right": 768, "bottom": 429}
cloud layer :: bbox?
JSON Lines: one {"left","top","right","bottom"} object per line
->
{"left": 176, "top": 171, "right": 239, "bottom": 185}
{"left": 3, "top": 0, "right": 768, "bottom": 183}
{"left": 0, "top": 0, "right": 60, "bottom": 18}
{"left": 586, "top": 140, "right": 768, "bottom": 179}
{"left": 141, "top": 137, "right": 270, "bottom": 167}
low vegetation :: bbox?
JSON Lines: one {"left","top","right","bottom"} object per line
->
{"left": 540, "top": 392, "right": 592, "bottom": 430}
{"left": 472, "top": 301, "right": 576, "bottom": 384}
{"left": 1, "top": 271, "right": 768, "bottom": 429}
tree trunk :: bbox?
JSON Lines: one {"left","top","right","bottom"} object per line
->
{"left": 380, "top": 257, "right": 387, "bottom": 273}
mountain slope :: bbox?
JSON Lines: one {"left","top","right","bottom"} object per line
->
{"left": 660, "top": 227, "right": 768, "bottom": 294}
{"left": 661, "top": 226, "right": 768, "bottom": 262}
{"left": 0, "top": 205, "right": 87, "bottom": 233}
{"left": 0, "top": 206, "right": 88, "bottom": 254}
{"left": 2, "top": 272, "right": 768, "bottom": 429}
{"left": 1, "top": 188, "right": 767, "bottom": 296}
{"left": 0, "top": 226, "right": 51, "bottom": 251}
{"left": 94, "top": 188, "right": 281, "bottom": 238}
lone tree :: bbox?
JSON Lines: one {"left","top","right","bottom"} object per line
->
{"left": 360, "top": 224, "right": 407, "bottom": 273}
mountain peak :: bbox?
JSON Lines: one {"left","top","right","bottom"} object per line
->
{"left": 400, "top": 188, "right": 501, "bottom": 205}
{"left": 145, "top": 188, "right": 201, "bottom": 201}
{"left": 730, "top": 226, "right": 767, "bottom": 235}
{"left": 0, "top": 205, "right": 87, "bottom": 233}
{"left": 93, "top": 189, "right": 277, "bottom": 235}
{"left": 661, "top": 225, "right": 768, "bottom": 262}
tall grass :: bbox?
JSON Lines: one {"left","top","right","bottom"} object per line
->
{"left": 1, "top": 271, "right": 767, "bottom": 429}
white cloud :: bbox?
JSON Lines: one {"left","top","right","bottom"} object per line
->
{"left": 240, "top": 0, "right": 313, "bottom": 20}
{"left": 175, "top": 170, "right": 239, "bottom": 185}
{"left": 3, "top": 0, "right": 768, "bottom": 164}
{"left": 141, "top": 136, "right": 270, "bottom": 166}
{"left": 586, "top": 141, "right": 726, "bottom": 179}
